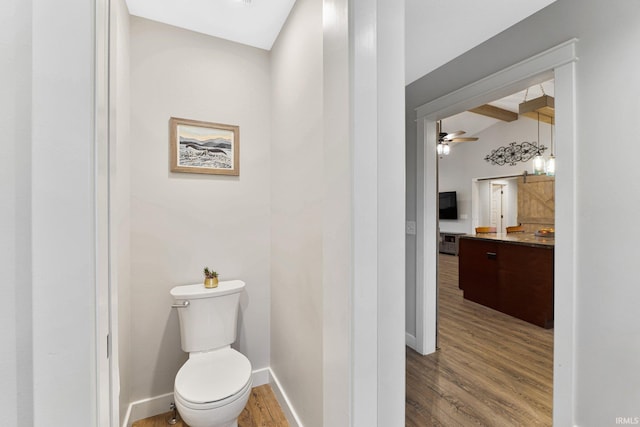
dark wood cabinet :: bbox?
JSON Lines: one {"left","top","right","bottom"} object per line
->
{"left": 459, "top": 236, "right": 554, "bottom": 328}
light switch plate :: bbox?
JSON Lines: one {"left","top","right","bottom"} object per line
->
{"left": 406, "top": 221, "right": 416, "bottom": 235}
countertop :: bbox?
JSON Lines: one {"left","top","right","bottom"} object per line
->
{"left": 460, "top": 232, "right": 554, "bottom": 248}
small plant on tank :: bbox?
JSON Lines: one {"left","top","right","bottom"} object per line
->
{"left": 203, "top": 267, "right": 219, "bottom": 288}
{"left": 203, "top": 267, "right": 218, "bottom": 279}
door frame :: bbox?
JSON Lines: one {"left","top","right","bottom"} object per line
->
{"left": 414, "top": 39, "right": 578, "bottom": 425}
{"left": 96, "top": 0, "right": 118, "bottom": 425}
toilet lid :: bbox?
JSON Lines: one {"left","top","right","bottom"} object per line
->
{"left": 175, "top": 348, "right": 252, "bottom": 404}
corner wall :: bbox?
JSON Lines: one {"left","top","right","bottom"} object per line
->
{"left": 269, "top": 1, "right": 406, "bottom": 426}
{"left": 129, "top": 17, "right": 271, "bottom": 403}
{"left": 269, "top": 0, "right": 324, "bottom": 425}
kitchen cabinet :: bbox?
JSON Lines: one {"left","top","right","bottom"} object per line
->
{"left": 459, "top": 234, "right": 554, "bottom": 328}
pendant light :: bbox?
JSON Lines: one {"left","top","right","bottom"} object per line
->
{"left": 532, "top": 112, "right": 546, "bottom": 175}
{"left": 546, "top": 122, "right": 556, "bottom": 176}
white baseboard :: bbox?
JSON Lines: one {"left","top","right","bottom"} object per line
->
{"left": 124, "top": 392, "right": 174, "bottom": 427}
{"left": 406, "top": 332, "right": 417, "bottom": 350}
{"left": 251, "top": 367, "right": 270, "bottom": 387}
{"left": 269, "top": 368, "right": 303, "bottom": 427}
{"left": 123, "top": 368, "right": 273, "bottom": 427}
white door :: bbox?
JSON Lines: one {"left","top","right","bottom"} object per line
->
{"left": 490, "top": 184, "right": 504, "bottom": 232}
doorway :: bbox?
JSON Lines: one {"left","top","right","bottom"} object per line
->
{"left": 413, "top": 39, "right": 578, "bottom": 424}
{"left": 490, "top": 183, "right": 505, "bottom": 232}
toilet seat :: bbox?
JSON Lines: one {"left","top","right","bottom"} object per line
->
{"left": 175, "top": 348, "right": 252, "bottom": 408}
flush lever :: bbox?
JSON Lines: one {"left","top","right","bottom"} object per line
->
{"left": 171, "top": 300, "right": 190, "bottom": 309}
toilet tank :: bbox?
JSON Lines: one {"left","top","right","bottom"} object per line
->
{"left": 170, "top": 280, "right": 245, "bottom": 353}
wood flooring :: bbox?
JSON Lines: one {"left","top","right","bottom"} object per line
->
{"left": 406, "top": 254, "right": 553, "bottom": 426}
{"left": 131, "top": 384, "right": 289, "bottom": 427}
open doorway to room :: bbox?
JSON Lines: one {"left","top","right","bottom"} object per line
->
{"left": 407, "top": 48, "right": 576, "bottom": 423}
{"left": 435, "top": 81, "right": 556, "bottom": 425}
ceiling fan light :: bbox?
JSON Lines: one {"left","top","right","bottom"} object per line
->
{"left": 437, "top": 142, "right": 450, "bottom": 156}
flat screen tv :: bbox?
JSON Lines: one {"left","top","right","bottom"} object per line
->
{"left": 439, "top": 191, "right": 458, "bottom": 220}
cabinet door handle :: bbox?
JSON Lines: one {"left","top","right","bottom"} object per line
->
{"left": 486, "top": 252, "right": 497, "bottom": 260}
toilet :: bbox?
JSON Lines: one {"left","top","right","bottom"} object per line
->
{"left": 170, "top": 280, "right": 252, "bottom": 427}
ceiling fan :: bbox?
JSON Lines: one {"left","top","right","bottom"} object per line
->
{"left": 437, "top": 121, "right": 478, "bottom": 156}
{"left": 438, "top": 129, "right": 479, "bottom": 144}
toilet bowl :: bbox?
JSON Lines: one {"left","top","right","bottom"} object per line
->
{"left": 171, "top": 281, "right": 251, "bottom": 427}
{"left": 174, "top": 348, "right": 252, "bottom": 427}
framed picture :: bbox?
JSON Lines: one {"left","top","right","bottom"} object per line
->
{"left": 170, "top": 117, "right": 239, "bottom": 175}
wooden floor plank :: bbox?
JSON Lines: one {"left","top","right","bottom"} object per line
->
{"left": 132, "top": 384, "right": 289, "bottom": 427}
{"left": 406, "top": 254, "right": 553, "bottom": 426}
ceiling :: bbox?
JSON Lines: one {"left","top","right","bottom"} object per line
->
{"left": 442, "top": 80, "right": 555, "bottom": 143}
{"left": 126, "top": 0, "right": 556, "bottom": 83}
{"left": 125, "top": 0, "right": 296, "bottom": 50}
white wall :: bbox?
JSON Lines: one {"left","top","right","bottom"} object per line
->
{"left": 1, "top": 0, "right": 33, "bottom": 425}
{"left": 111, "top": 0, "right": 132, "bottom": 424}
{"left": 406, "top": 1, "right": 640, "bottom": 424}
{"left": 2, "top": 1, "right": 99, "bottom": 424}
{"left": 129, "top": 17, "right": 271, "bottom": 401}
{"left": 31, "top": 0, "right": 98, "bottom": 424}
{"left": 270, "top": 0, "right": 324, "bottom": 425}
{"left": 438, "top": 117, "right": 552, "bottom": 234}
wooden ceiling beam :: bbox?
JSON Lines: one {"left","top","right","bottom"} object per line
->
{"left": 469, "top": 104, "right": 519, "bottom": 122}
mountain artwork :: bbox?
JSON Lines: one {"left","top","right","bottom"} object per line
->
{"left": 170, "top": 117, "right": 239, "bottom": 176}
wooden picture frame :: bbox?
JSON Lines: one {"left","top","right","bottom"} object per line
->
{"left": 170, "top": 117, "right": 239, "bottom": 175}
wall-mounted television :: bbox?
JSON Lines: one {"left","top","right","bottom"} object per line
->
{"left": 439, "top": 191, "right": 458, "bottom": 220}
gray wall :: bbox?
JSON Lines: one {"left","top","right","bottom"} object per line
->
{"left": 405, "top": 0, "right": 640, "bottom": 423}
{"left": 270, "top": 0, "right": 324, "bottom": 425}
{"left": 129, "top": 17, "right": 272, "bottom": 401}
{"left": 1, "top": 0, "right": 33, "bottom": 425}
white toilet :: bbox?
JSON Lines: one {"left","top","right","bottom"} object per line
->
{"left": 170, "top": 280, "right": 252, "bottom": 427}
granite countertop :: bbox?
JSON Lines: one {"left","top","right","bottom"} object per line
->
{"left": 461, "top": 232, "right": 555, "bottom": 248}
